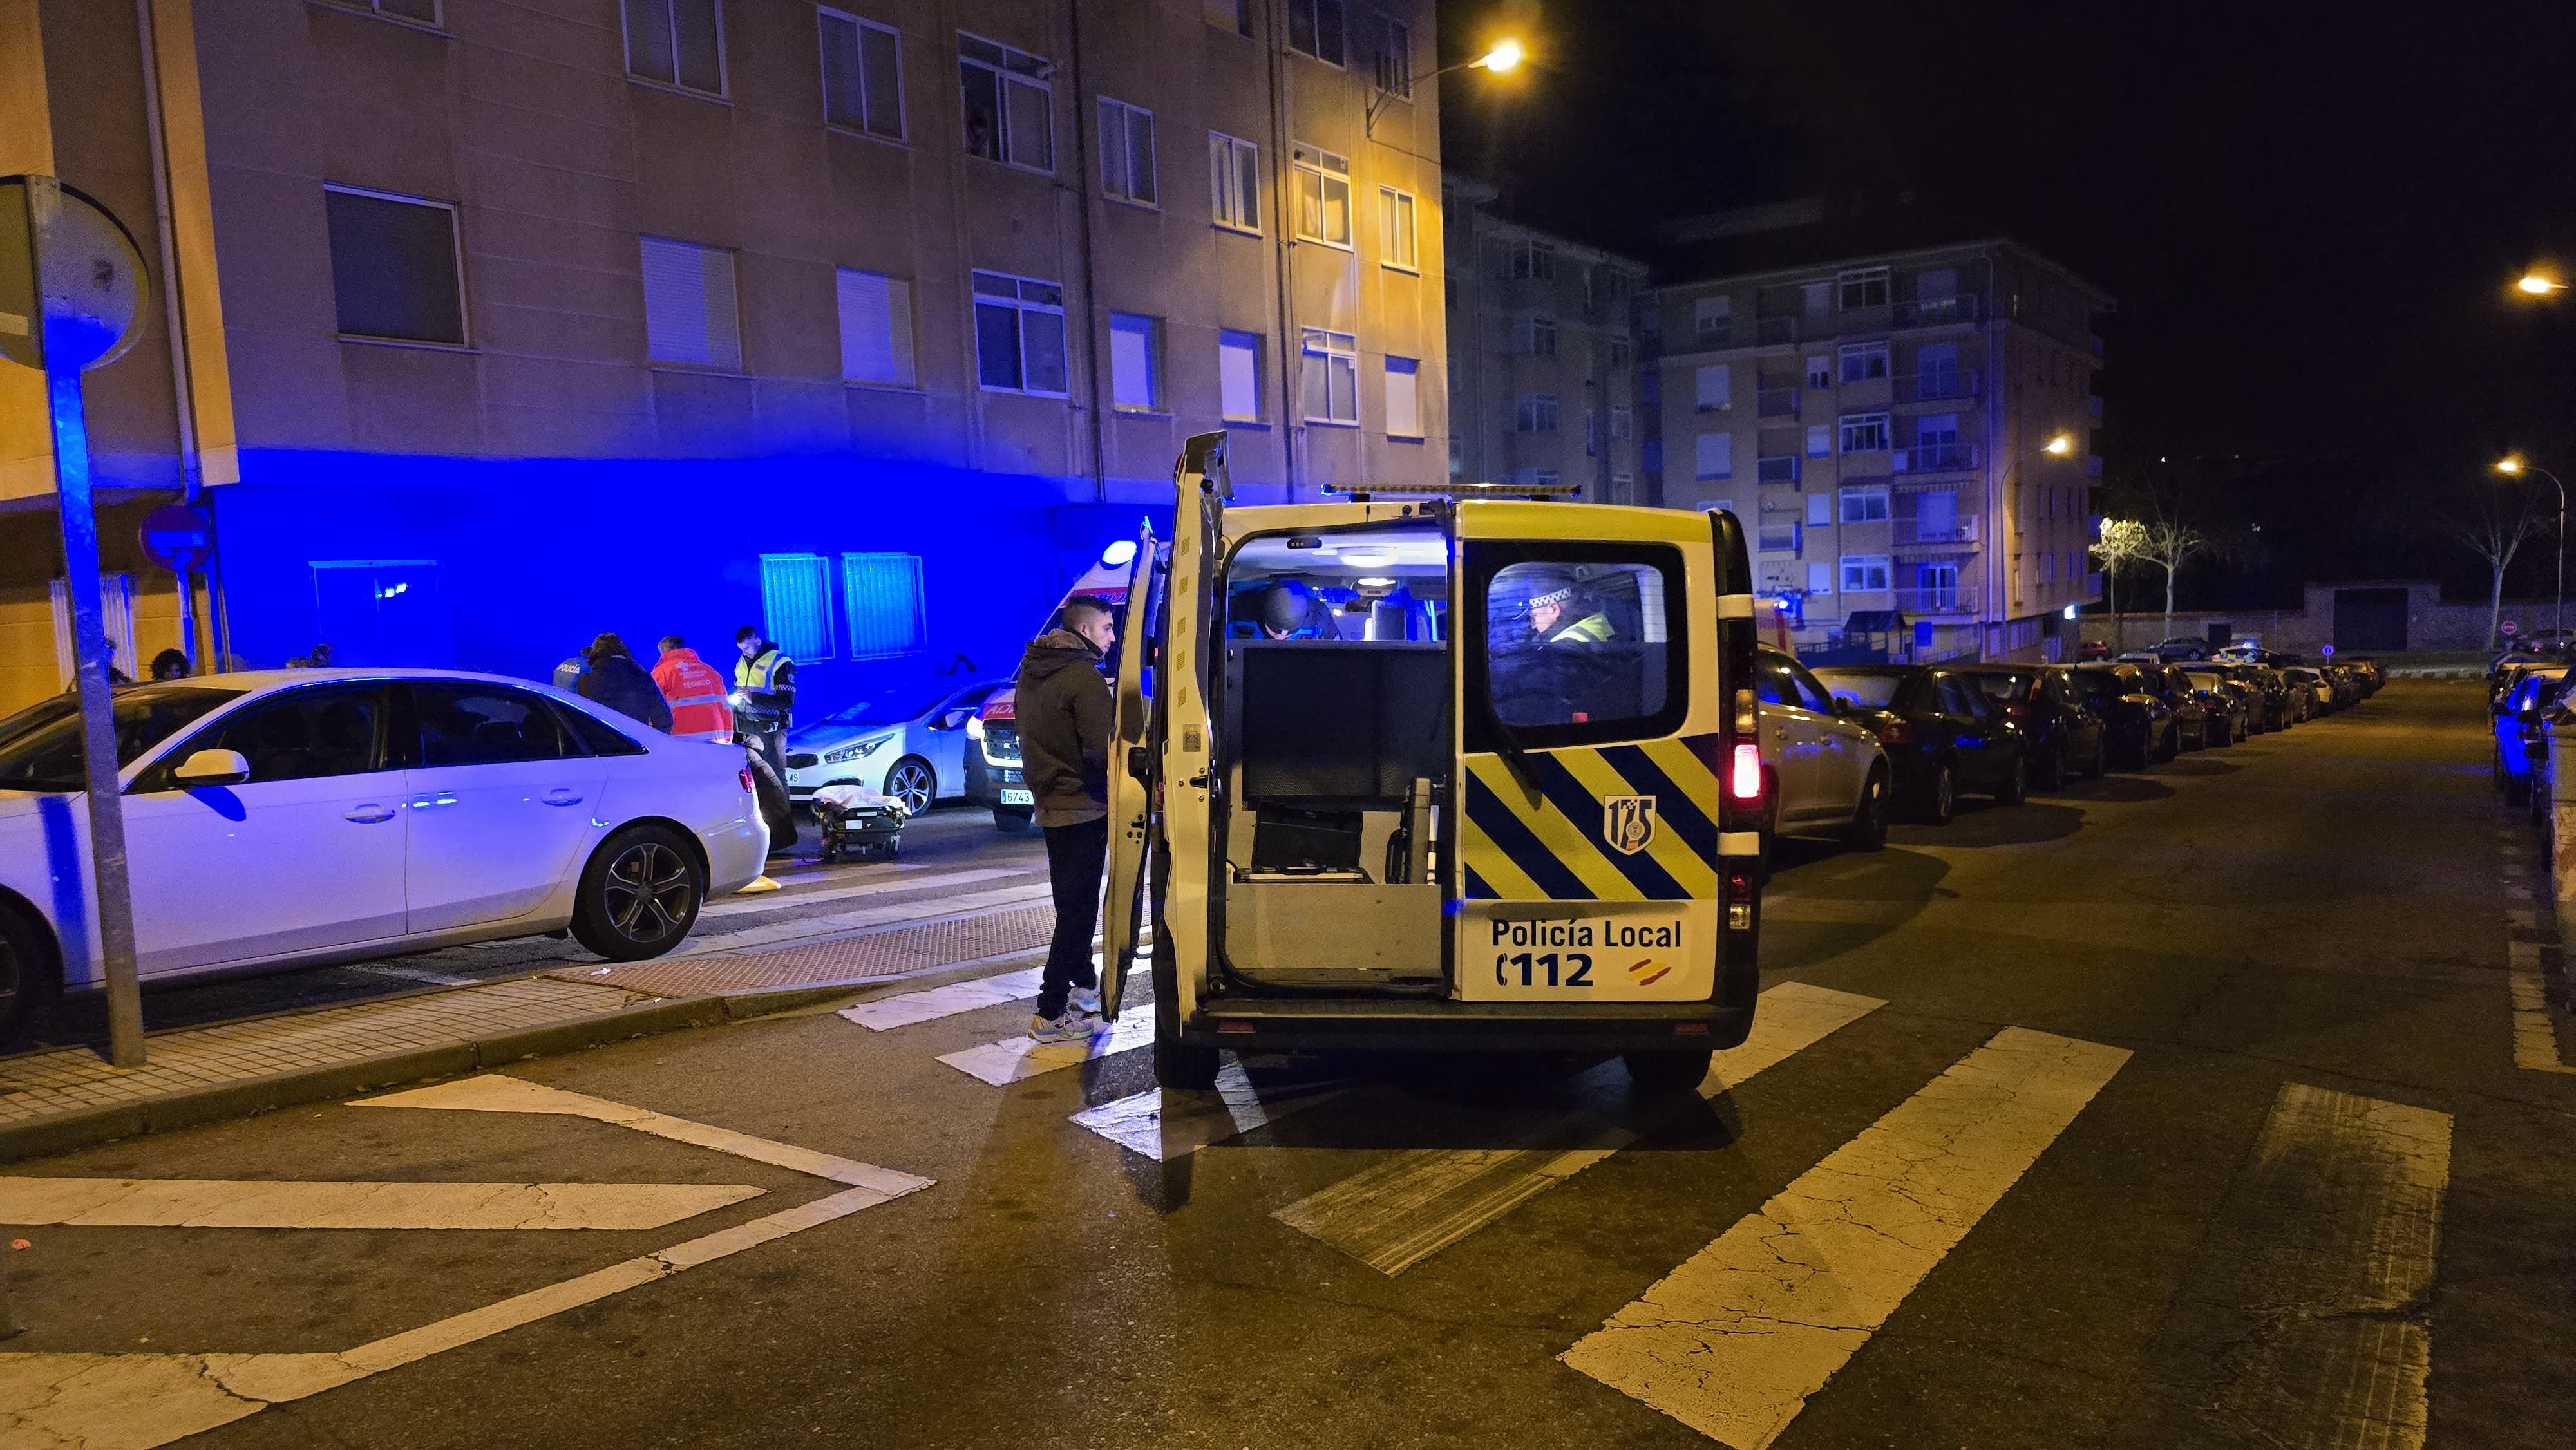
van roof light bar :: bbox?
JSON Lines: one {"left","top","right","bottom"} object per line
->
{"left": 1325, "top": 480, "right": 1586, "bottom": 503}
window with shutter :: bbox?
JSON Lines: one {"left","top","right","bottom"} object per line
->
{"left": 840, "top": 552, "right": 926, "bottom": 658}
{"left": 639, "top": 236, "right": 741, "bottom": 371}
{"left": 1695, "top": 432, "right": 1732, "bottom": 480}
{"left": 1109, "top": 313, "right": 1162, "bottom": 411}
{"left": 759, "top": 554, "right": 835, "bottom": 661}
{"left": 836, "top": 268, "right": 914, "bottom": 386}
{"left": 1384, "top": 356, "right": 1420, "bottom": 437}
{"left": 1218, "top": 330, "right": 1264, "bottom": 420}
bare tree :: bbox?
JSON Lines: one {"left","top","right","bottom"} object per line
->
{"left": 2138, "top": 519, "right": 2208, "bottom": 644}
{"left": 2436, "top": 484, "right": 2545, "bottom": 650}
{"left": 2090, "top": 518, "right": 2149, "bottom": 651}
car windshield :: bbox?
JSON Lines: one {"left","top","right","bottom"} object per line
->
{"left": 1965, "top": 672, "right": 2034, "bottom": 702}
{"left": 820, "top": 690, "right": 953, "bottom": 727}
{"left": 1815, "top": 671, "right": 1904, "bottom": 710}
{"left": 0, "top": 686, "right": 245, "bottom": 793}
{"left": 2068, "top": 670, "right": 2126, "bottom": 700}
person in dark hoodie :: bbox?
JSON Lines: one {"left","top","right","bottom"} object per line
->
{"left": 1017, "top": 596, "right": 1119, "bottom": 1042}
{"left": 574, "top": 632, "right": 674, "bottom": 733}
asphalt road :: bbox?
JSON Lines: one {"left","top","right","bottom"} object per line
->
{"left": 6, "top": 679, "right": 2569, "bottom": 1450}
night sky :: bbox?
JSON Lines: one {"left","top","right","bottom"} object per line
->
{"left": 1437, "top": 1, "right": 2576, "bottom": 607}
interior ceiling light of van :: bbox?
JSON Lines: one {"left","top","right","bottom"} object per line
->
{"left": 1233, "top": 529, "right": 1449, "bottom": 578}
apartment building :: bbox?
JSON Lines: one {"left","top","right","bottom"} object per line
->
{"left": 0, "top": 0, "right": 1447, "bottom": 710}
{"left": 1441, "top": 176, "right": 1646, "bottom": 504}
{"left": 1645, "top": 239, "right": 2110, "bottom": 663}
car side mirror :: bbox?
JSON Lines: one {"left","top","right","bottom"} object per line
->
{"left": 172, "top": 748, "right": 251, "bottom": 788}
{"left": 936, "top": 710, "right": 971, "bottom": 730}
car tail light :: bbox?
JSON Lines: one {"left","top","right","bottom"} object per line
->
{"left": 1877, "top": 717, "right": 1915, "bottom": 746}
{"left": 739, "top": 767, "right": 755, "bottom": 792}
{"left": 1729, "top": 742, "right": 1762, "bottom": 802}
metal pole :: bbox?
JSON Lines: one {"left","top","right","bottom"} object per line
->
{"left": 41, "top": 344, "right": 146, "bottom": 1069}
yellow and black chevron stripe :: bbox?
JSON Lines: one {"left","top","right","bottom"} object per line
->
{"left": 1461, "top": 735, "right": 1721, "bottom": 901}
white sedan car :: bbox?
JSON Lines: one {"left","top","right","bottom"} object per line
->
{"left": 780, "top": 678, "right": 1009, "bottom": 814}
{"left": 0, "top": 669, "right": 766, "bottom": 1035}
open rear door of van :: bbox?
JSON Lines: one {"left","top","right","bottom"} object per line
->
{"left": 1098, "top": 522, "right": 1162, "bottom": 1021}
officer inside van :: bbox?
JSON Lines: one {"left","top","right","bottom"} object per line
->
{"left": 1492, "top": 565, "right": 1636, "bottom": 727}
{"left": 1256, "top": 579, "right": 1342, "bottom": 640}
{"left": 1524, "top": 571, "right": 1616, "bottom": 645}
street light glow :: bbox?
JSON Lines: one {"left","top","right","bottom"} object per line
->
{"left": 2043, "top": 434, "right": 2074, "bottom": 456}
{"left": 2517, "top": 275, "right": 2565, "bottom": 296}
{"left": 1474, "top": 37, "right": 1526, "bottom": 72}
{"left": 2499, "top": 457, "right": 2527, "bottom": 475}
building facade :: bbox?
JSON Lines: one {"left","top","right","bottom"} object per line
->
{"left": 1440, "top": 176, "right": 1645, "bottom": 504}
{"left": 0, "top": 0, "right": 1448, "bottom": 711}
{"left": 1644, "top": 239, "right": 2109, "bottom": 662}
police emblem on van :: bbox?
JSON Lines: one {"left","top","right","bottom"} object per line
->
{"left": 1602, "top": 795, "right": 1657, "bottom": 855}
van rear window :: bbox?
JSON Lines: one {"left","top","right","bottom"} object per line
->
{"left": 1468, "top": 543, "right": 1687, "bottom": 750}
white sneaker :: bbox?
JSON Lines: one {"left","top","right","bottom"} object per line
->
{"left": 1067, "top": 985, "right": 1103, "bottom": 1017}
{"left": 1027, "top": 1011, "right": 1099, "bottom": 1045}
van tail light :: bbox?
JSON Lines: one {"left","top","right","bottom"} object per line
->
{"left": 1729, "top": 742, "right": 1763, "bottom": 802}
{"left": 1725, "top": 869, "right": 1757, "bottom": 932}
{"left": 739, "top": 767, "right": 756, "bottom": 792}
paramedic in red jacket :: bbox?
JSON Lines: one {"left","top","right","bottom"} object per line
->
{"left": 652, "top": 636, "right": 734, "bottom": 742}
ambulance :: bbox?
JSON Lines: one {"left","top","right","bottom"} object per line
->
{"left": 1097, "top": 433, "right": 1767, "bottom": 1092}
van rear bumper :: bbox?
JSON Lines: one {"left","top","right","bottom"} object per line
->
{"left": 1177, "top": 997, "right": 1756, "bottom": 1054}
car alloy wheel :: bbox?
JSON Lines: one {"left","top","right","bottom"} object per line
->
{"left": 886, "top": 758, "right": 935, "bottom": 816}
{"left": 601, "top": 839, "right": 694, "bottom": 947}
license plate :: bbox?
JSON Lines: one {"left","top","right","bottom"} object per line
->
{"left": 1455, "top": 902, "right": 1718, "bottom": 1001}
{"left": 1001, "top": 788, "right": 1034, "bottom": 806}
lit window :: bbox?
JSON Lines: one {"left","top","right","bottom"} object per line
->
{"left": 1839, "top": 485, "right": 1890, "bottom": 523}
{"left": 1839, "top": 340, "right": 1889, "bottom": 382}
{"left": 972, "top": 270, "right": 1068, "bottom": 395}
{"left": 1284, "top": 0, "right": 1345, "bottom": 64}
{"left": 841, "top": 552, "right": 926, "bottom": 658}
{"left": 1293, "top": 145, "right": 1352, "bottom": 246}
{"left": 1378, "top": 187, "right": 1417, "bottom": 270}
{"left": 1384, "top": 356, "right": 1421, "bottom": 438}
{"left": 323, "top": 186, "right": 465, "bottom": 346}
{"left": 958, "top": 33, "right": 1052, "bottom": 172}
{"left": 1108, "top": 312, "right": 1163, "bottom": 411}
{"left": 836, "top": 268, "right": 916, "bottom": 386}
{"left": 819, "top": 10, "right": 902, "bottom": 139}
{"left": 624, "top": 0, "right": 724, "bottom": 95}
{"left": 759, "top": 553, "right": 835, "bottom": 661}
{"left": 640, "top": 236, "right": 742, "bottom": 371}
{"left": 1098, "top": 97, "right": 1157, "bottom": 205}
{"left": 1219, "top": 329, "right": 1264, "bottom": 420}
{"left": 1839, "top": 412, "right": 1891, "bottom": 453}
{"left": 1209, "top": 133, "right": 1261, "bottom": 232}
{"left": 1302, "top": 329, "right": 1359, "bottom": 423}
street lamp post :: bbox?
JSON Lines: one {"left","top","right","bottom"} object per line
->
{"left": 1365, "top": 37, "right": 1523, "bottom": 135}
{"left": 2498, "top": 457, "right": 2566, "bottom": 645}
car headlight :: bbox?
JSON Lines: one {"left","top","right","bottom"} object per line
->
{"left": 822, "top": 735, "right": 894, "bottom": 765}
{"left": 965, "top": 715, "right": 984, "bottom": 742}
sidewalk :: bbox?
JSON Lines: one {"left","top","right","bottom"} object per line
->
{"left": 0, "top": 894, "right": 1060, "bottom": 1164}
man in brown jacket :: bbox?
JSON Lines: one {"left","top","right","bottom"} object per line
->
{"left": 1016, "top": 597, "right": 1118, "bottom": 1042}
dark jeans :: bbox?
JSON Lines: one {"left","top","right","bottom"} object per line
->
{"left": 1037, "top": 816, "right": 1109, "bottom": 1019}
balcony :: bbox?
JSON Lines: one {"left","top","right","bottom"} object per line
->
{"left": 1690, "top": 325, "right": 1732, "bottom": 350}
{"left": 1756, "top": 386, "right": 1801, "bottom": 417}
{"left": 1893, "top": 368, "right": 1980, "bottom": 404}
{"left": 1755, "top": 455, "right": 1801, "bottom": 484}
{"left": 1892, "top": 514, "right": 1979, "bottom": 548}
{"left": 1893, "top": 442, "right": 1980, "bottom": 474}
{"left": 1754, "top": 315, "right": 1799, "bottom": 345}
{"left": 1893, "top": 294, "right": 1981, "bottom": 328}
{"left": 1893, "top": 585, "right": 1982, "bottom": 616}
{"left": 1756, "top": 525, "right": 1800, "bottom": 554}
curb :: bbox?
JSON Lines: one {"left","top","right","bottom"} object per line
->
{"left": 0, "top": 986, "right": 862, "bottom": 1166}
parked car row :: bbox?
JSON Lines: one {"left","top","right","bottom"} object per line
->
{"left": 1743, "top": 648, "right": 2382, "bottom": 869}
{"left": 2491, "top": 654, "right": 2573, "bottom": 809}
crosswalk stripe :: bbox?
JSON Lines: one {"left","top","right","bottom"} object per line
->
{"left": 938, "top": 1011, "right": 1156, "bottom": 1086}
{"left": 1561, "top": 1026, "right": 2130, "bottom": 1449}
{"left": 1070, "top": 1062, "right": 1347, "bottom": 1161}
{"left": 355, "top": 1075, "right": 931, "bottom": 1197}
{"left": 1273, "top": 982, "right": 1884, "bottom": 1276}
{"left": 0, "top": 1178, "right": 761, "bottom": 1230}
{"left": 701, "top": 865, "right": 1032, "bottom": 919}
{"left": 2110, "top": 1083, "right": 2451, "bottom": 1450}
{"left": 842, "top": 967, "right": 1048, "bottom": 1030}
{"left": 2506, "top": 939, "right": 2576, "bottom": 1074}
{"left": 676, "top": 883, "right": 1052, "bottom": 956}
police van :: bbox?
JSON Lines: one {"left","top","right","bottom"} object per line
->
{"left": 1097, "top": 433, "right": 1767, "bottom": 1092}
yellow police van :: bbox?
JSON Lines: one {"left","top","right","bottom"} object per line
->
{"left": 1095, "top": 432, "right": 1766, "bottom": 1092}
